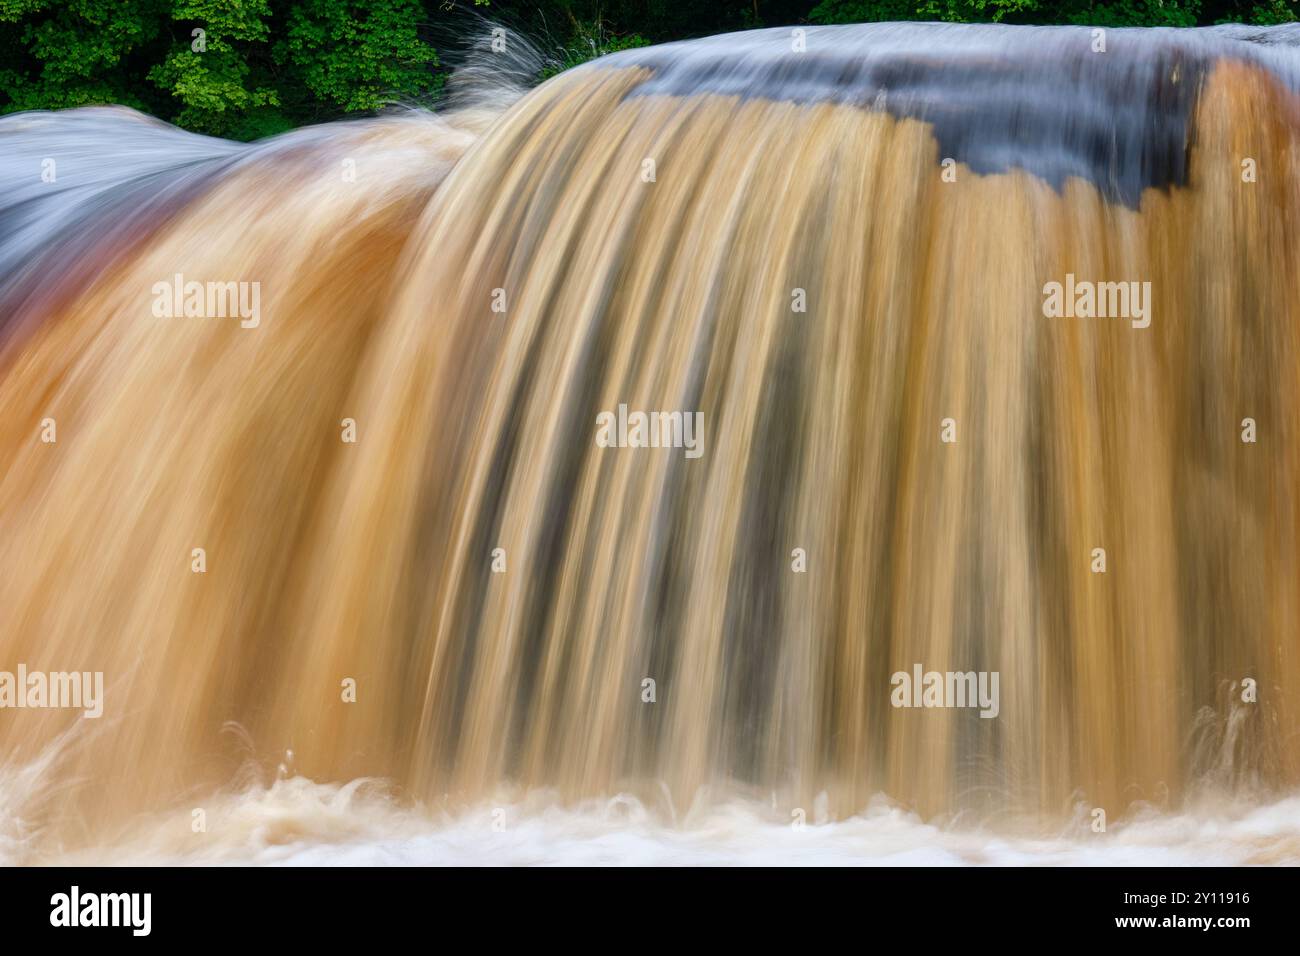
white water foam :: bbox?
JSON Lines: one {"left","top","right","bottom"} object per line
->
{"left": 32, "top": 777, "right": 1300, "bottom": 866}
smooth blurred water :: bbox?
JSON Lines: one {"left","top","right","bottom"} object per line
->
{"left": 4, "top": 24, "right": 1300, "bottom": 863}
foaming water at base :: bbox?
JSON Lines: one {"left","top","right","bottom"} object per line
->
{"left": 33, "top": 779, "right": 1300, "bottom": 866}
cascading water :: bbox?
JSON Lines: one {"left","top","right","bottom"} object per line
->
{"left": 2, "top": 22, "right": 1299, "bottom": 865}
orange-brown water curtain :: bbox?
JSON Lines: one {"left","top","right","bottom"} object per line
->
{"left": 1, "top": 23, "right": 1298, "bottom": 856}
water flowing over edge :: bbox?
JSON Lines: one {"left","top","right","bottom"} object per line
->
{"left": 2, "top": 22, "right": 1300, "bottom": 864}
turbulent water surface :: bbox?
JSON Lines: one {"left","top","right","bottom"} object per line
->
{"left": 2, "top": 23, "right": 1300, "bottom": 865}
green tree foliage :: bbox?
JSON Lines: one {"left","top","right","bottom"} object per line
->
{"left": 1, "top": 0, "right": 443, "bottom": 137}
{"left": 540, "top": 19, "right": 649, "bottom": 80}
{"left": 277, "top": 0, "right": 440, "bottom": 113}
{"left": 146, "top": 0, "right": 280, "bottom": 137}
{"left": 0, "top": 0, "right": 168, "bottom": 112}
{"left": 1, "top": 0, "right": 1296, "bottom": 140}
